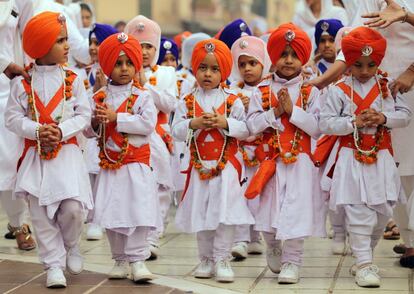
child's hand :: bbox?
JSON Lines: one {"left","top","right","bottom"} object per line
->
{"left": 211, "top": 107, "right": 229, "bottom": 130}
{"left": 138, "top": 68, "right": 147, "bottom": 86}
{"left": 240, "top": 95, "right": 250, "bottom": 111}
{"left": 93, "top": 68, "right": 107, "bottom": 93}
{"left": 95, "top": 104, "right": 117, "bottom": 124}
{"left": 361, "top": 109, "right": 386, "bottom": 127}
{"left": 278, "top": 88, "right": 293, "bottom": 116}
{"left": 189, "top": 113, "right": 214, "bottom": 130}
{"left": 273, "top": 103, "right": 285, "bottom": 117}
{"left": 38, "top": 124, "right": 62, "bottom": 149}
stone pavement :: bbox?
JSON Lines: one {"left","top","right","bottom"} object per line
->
{"left": 0, "top": 207, "right": 412, "bottom": 294}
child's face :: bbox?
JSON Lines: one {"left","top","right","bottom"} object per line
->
{"left": 81, "top": 8, "right": 92, "bottom": 28}
{"left": 141, "top": 43, "right": 156, "bottom": 68}
{"left": 89, "top": 38, "right": 99, "bottom": 63}
{"left": 110, "top": 54, "right": 136, "bottom": 85}
{"left": 350, "top": 56, "right": 378, "bottom": 84}
{"left": 275, "top": 45, "right": 302, "bottom": 80}
{"left": 195, "top": 54, "right": 222, "bottom": 90}
{"left": 38, "top": 27, "right": 69, "bottom": 65}
{"left": 318, "top": 34, "right": 336, "bottom": 62}
{"left": 238, "top": 55, "right": 263, "bottom": 86}
{"left": 161, "top": 53, "right": 177, "bottom": 69}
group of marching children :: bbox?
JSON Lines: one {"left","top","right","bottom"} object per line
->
{"left": 5, "top": 10, "right": 411, "bottom": 290}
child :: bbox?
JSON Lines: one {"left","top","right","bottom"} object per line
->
{"left": 246, "top": 23, "right": 321, "bottom": 284}
{"left": 157, "top": 37, "right": 192, "bottom": 195}
{"left": 87, "top": 32, "right": 158, "bottom": 282}
{"left": 125, "top": 15, "right": 177, "bottom": 257}
{"left": 319, "top": 27, "right": 411, "bottom": 288}
{"left": 172, "top": 39, "right": 255, "bottom": 283}
{"left": 178, "top": 32, "right": 211, "bottom": 86}
{"left": 5, "top": 12, "right": 93, "bottom": 288}
{"left": 229, "top": 35, "right": 271, "bottom": 260}
{"left": 314, "top": 19, "right": 344, "bottom": 75}
{"left": 84, "top": 22, "right": 117, "bottom": 241}
{"left": 87, "top": 23, "right": 118, "bottom": 94}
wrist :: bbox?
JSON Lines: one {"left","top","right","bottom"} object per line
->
{"left": 401, "top": 6, "right": 409, "bottom": 23}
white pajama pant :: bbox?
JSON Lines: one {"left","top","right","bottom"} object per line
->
{"left": 234, "top": 224, "right": 261, "bottom": 243}
{"left": 0, "top": 190, "right": 27, "bottom": 227}
{"left": 147, "top": 186, "right": 171, "bottom": 245}
{"left": 106, "top": 227, "right": 150, "bottom": 262}
{"left": 344, "top": 204, "right": 389, "bottom": 266}
{"left": 262, "top": 231, "right": 304, "bottom": 266}
{"left": 329, "top": 207, "right": 346, "bottom": 241}
{"left": 28, "top": 195, "right": 83, "bottom": 269}
{"left": 197, "top": 224, "right": 235, "bottom": 262}
{"left": 394, "top": 175, "right": 414, "bottom": 248}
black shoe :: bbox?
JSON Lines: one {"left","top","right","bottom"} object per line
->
{"left": 400, "top": 254, "right": 414, "bottom": 268}
{"left": 4, "top": 231, "right": 15, "bottom": 239}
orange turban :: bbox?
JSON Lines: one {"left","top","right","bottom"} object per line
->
{"left": 191, "top": 39, "right": 232, "bottom": 82}
{"left": 22, "top": 12, "right": 67, "bottom": 59}
{"left": 341, "top": 26, "right": 386, "bottom": 67}
{"left": 174, "top": 31, "right": 192, "bottom": 50}
{"left": 98, "top": 33, "right": 143, "bottom": 78}
{"left": 267, "top": 23, "right": 311, "bottom": 65}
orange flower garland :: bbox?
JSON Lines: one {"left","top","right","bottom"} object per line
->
{"left": 185, "top": 91, "right": 235, "bottom": 180}
{"left": 149, "top": 65, "right": 158, "bottom": 86}
{"left": 265, "top": 84, "right": 310, "bottom": 165}
{"left": 25, "top": 65, "right": 75, "bottom": 160}
{"left": 352, "top": 73, "right": 389, "bottom": 164}
{"left": 95, "top": 80, "right": 138, "bottom": 169}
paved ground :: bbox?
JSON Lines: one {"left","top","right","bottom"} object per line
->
{"left": 0, "top": 207, "right": 412, "bottom": 294}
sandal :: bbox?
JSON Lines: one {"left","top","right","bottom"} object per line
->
{"left": 383, "top": 224, "right": 400, "bottom": 240}
{"left": 394, "top": 244, "right": 407, "bottom": 255}
{"left": 8, "top": 223, "right": 36, "bottom": 251}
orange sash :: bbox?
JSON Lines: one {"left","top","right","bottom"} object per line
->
{"left": 18, "top": 74, "right": 78, "bottom": 169}
{"left": 98, "top": 94, "right": 151, "bottom": 166}
{"left": 325, "top": 81, "right": 392, "bottom": 177}
{"left": 245, "top": 85, "right": 312, "bottom": 199}
{"left": 156, "top": 112, "right": 174, "bottom": 154}
{"left": 182, "top": 95, "right": 242, "bottom": 200}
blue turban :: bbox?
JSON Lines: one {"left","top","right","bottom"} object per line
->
{"left": 314, "top": 19, "right": 344, "bottom": 47}
{"left": 216, "top": 18, "right": 252, "bottom": 49}
{"left": 89, "top": 23, "right": 118, "bottom": 44}
{"left": 157, "top": 37, "right": 179, "bottom": 65}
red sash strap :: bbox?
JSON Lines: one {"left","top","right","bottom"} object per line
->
{"left": 18, "top": 74, "right": 78, "bottom": 169}
{"left": 326, "top": 82, "right": 391, "bottom": 177}
{"left": 313, "top": 82, "right": 381, "bottom": 167}
{"left": 181, "top": 95, "right": 242, "bottom": 200}
{"left": 101, "top": 94, "right": 150, "bottom": 166}
{"left": 155, "top": 112, "right": 174, "bottom": 153}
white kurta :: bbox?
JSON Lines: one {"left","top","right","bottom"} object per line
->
{"left": 346, "top": 0, "right": 414, "bottom": 176}
{"left": 87, "top": 82, "right": 159, "bottom": 232}
{"left": 0, "top": 0, "right": 32, "bottom": 191}
{"left": 319, "top": 75, "right": 411, "bottom": 215}
{"left": 230, "top": 82, "right": 261, "bottom": 216}
{"left": 144, "top": 65, "right": 177, "bottom": 189}
{"left": 5, "top": 64, "right": 93, "bottom": 218}
{"left": 172, "top": 87, "right": 255, "bottom": 233}
{"left": 246, "top": 74, "right": 322, "bottom": 240}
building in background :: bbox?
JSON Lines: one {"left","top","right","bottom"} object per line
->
{"left": 85, "top": 0, "right": 296, "bottom": 36}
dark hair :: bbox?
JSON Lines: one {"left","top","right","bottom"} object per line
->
{"left": 80, "top": 3, "right": 93, "bottom": 15}
{"left": 114, "top": 21, "right": 126, "bottom": 28}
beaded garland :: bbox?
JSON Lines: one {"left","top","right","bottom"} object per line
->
{"left": 24, "top": 64, "right": 74, "bottom": 160}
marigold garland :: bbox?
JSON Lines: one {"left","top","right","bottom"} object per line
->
{"left": 95, "top": 80, "right": 138, "bottom": 169}
{"left": 264, "top": 84, "right": 310, "bottom": 164}
{"left": 25, "top": 65, "right": 75, "bottom": 160}
{"left": 185, "top": 90, "right": 236, "bottom": 179}
{"left": 351, "top": 73, "right": 389, "bottom": 164}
